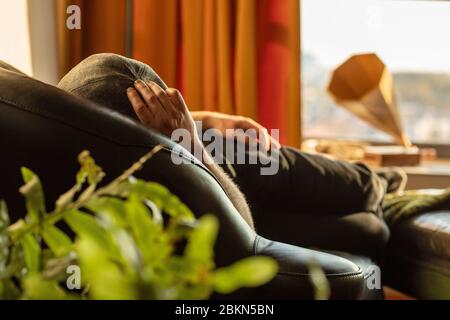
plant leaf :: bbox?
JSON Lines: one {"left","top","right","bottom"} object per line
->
{"left": 213, "top": 256, "right": 278, "bottom": 294}
{"left": 114, "top": 180, "right": 195, "bottom": 221}
{"left": 3, "top": 244, "right": 25, "bottom": 279}
{"left": 77, "top": 150, "right": 104, "bottom": 185}
{"left": 185, "top": 215, "right": 218, "bottom": 269}
{"left": 115, "top": 180, "right": 169, "bottom": 209}
{"left": 64, "top": 210, "right": 115, "bottom": 256}
{"left": 85, "top": 197, "right": 128, "bottom": 228}
{"left": 126, "top": 194, "right": 170, "bottom": 266}
{"left": 307, "top": 259, "right": 331, "bottom": 300}
{"left": 20, "top": 234, "right": 41, "bottom": 273}
{"left": 0, "top": 233, "right": 8, "bottom": 277}
{"left": 0, "top": 279, "right": 21, "bottom": 300}
{"left": 0, "top": 201, "right": 10, "bottom": 276}
{"left": 55, "top": 151, "right": 104, "bottom": 210}
{"left": 19, "top": 168, "right": 46, "bottom": 223}
{"left": 22, "top": 274, "right": 73, "bottom": 300}
{"left": 75, "top": 237, "right": 136, "bottom": 300}
{"left": 42, "top": 255, "right": 76, "bottom": 280}
{"left": 0, "top": 200, "right": 9, "bottom": 231}
{"left": 42, "top": 225, "right": 73, "bottom": 257}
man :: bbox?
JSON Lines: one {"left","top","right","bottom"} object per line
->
{"left": 59, "top": 53, "right": 394, "bottom": 257}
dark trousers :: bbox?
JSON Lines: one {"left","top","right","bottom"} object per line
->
{"left": 213, "top": 141, "right": 390, "bottom": 257}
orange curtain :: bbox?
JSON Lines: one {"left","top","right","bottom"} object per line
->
{"left": 56, "top": 0, "right": 127, "bottom": 78}
{"left": 57, "top": 0, "right": 301, "bottom": 146}
{"left": 134, "top": 0, "right": 301, "bottom": 146}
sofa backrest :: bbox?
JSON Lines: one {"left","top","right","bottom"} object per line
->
{"left": 0, "top": 67, "right": 255, "bottom": 266}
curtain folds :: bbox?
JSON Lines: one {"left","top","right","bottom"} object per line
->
{"left": 57, "top": 0, "right": 127, "bottom": 78}
{"left": 57, "top": 0, "right": 301, "bottom": 146}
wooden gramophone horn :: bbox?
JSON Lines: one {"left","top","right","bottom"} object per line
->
{"left": 328, "top": 53, "right": 411, "bottom": 147}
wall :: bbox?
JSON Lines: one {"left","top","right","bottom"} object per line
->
{"left": 27, "top": 0, "right": 59, "bottom": 85}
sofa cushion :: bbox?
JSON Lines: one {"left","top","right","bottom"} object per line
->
{"left": 384, "top": 211, "right": 450, "bottom": 299}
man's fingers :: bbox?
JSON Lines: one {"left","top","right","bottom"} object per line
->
{"left": 127, "top": 87, "right": 153, "bottom": 124}
{"left": 260, "top": 127, "right": 281, "bottom": 150}
{"left": 239, "top": 118, "right": 280, "bottom": 151}
{"left": 238, "top": 119, "right": 269, "bottom": 151}
{"left": 236, "top": 131, "right": 258, "bottom": 148}
{"left": 148, "top": 82, "right": 179, "bottom": 118}
{"left": 269, "top": 135, "right": 281, "bottom": 149}
{"left": 166, "top": 88, "right": 189, "bottom": 114}
{"left": 134, "top": 80, "right": 166, "bottom": 116}
{"left": 259, "top": 128, "right": 271, "bottom": 151}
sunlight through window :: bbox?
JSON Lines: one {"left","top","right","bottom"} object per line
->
{"left": 302, "top": 0, "right": 450, "bottom": 144}
{"left": 0, "top": 0, "right": 32, "bottom": 75}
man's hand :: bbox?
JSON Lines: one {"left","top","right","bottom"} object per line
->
{"left": 191, "top": 111, "right": 281, "bottom": 151}
{"left": 127, "top": 82, "right": 255, "bottom": 229}
{"left": 127, "top": 80, "right": 201, "bottom": 149}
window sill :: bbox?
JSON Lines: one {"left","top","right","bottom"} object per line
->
{"left": 401, "top": 158, "right": 450, "bottom": 190}
{"left": 301, "top": 137, "right": 450, "bottom": 189}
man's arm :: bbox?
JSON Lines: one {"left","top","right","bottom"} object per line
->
{"left": 126, "top": 80, "right": 255, "bottom": 229}
{"left": 191, "top": 111, "right": 280, "bottom": 151}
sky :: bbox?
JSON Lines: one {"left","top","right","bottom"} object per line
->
{"left": 302, "top": 0, "right": 450, "bottom": 73}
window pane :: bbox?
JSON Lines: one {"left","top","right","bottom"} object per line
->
{"left": 0, "top": 0, "right": 32, "bottom": 75}
{"left": 302, "top": 0, "right": 450, "bottom": 144}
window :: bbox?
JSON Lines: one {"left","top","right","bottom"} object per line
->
{"left": 302, "top": 0, "right": 450, "bottom": 144}
{"left": 0, "top": 0, "right": 32, "bottom": 75}
{"left": 0, "top": 0, "right": 58, "bottom": 84}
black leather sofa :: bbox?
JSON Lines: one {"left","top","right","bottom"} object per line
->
{"left": 383, "top": 211, "right": 450, "bottom": 299}
{"left": 0, "top": 65, "right": 387, "bottom": 300}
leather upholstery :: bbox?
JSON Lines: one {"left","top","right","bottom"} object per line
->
{"left": 389, "top": 211, "right": 450, "bottom": 270}
{"left": 0, "top": 67, "right": 365, "bottom": 299}
{"left": 251, "top": 237, "right": 364, "bottom": 299}
{"left": 384, "top": 211, "right": 450, "bottom": 299}
{"left": 333, "top": 251, "right": 384, "bottom": 300}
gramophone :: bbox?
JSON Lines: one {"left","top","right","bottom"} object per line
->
{"left": 325, "top": 53, "right": 427, "bottom": 167}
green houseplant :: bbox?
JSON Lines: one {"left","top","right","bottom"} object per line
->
{"left": 0, "top": 147, "right": 278, "bottom": 300}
